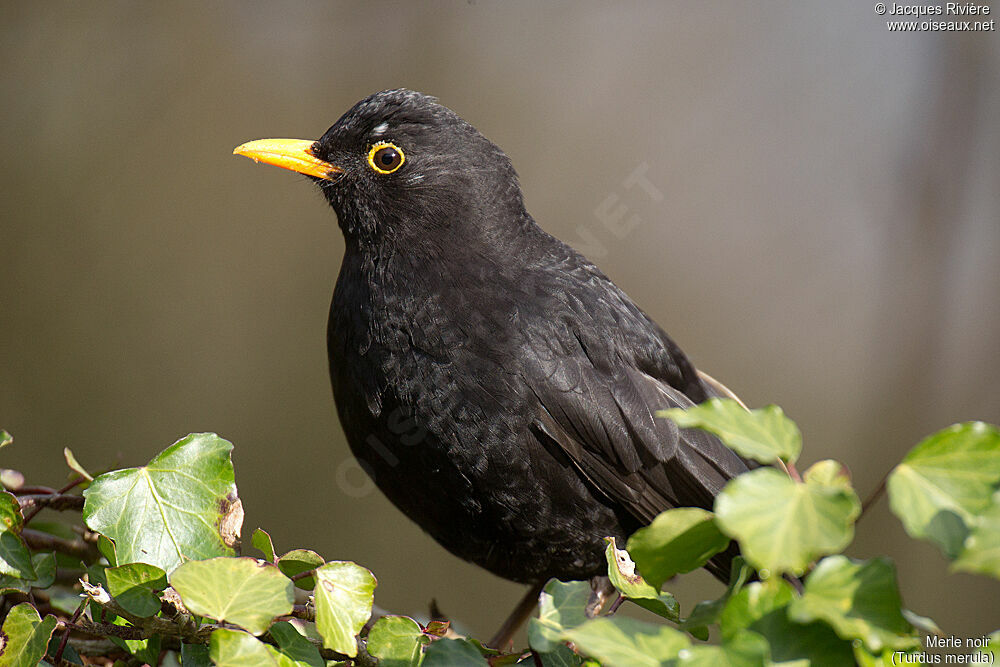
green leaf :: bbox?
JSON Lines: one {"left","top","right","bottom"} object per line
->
{"left": 0, "top": 431, "right": 12, "bottom": 450}
{"left": 0, "top": 552, "right": 56, "bottom": 594}
{"left": 106, "top": 562, "right": 168, "bottom": 617}
{"left": 659, "top": 399, "right": 801, "bottom": 465}
{"left": 422, "top": 638, "right": 487, "bottom": 666}
{"left": 680, "top": 556, "right": 751, "bottom": 640}
{"left": 952, "top": 492, "right": 1000, "bottom": 579}
{"left": 0, "top": 603, "right": 58, "bottom": 667}
{"left": 535, "top": 643, "right": 583, "bottom": 667}
{"left": 210, "top": 628, "right": 278, "bottom": 667}
{"left": 170, "top": 557, "right": 294, "bottom": 635}
{"left": 278, "top": 549, "right": 324, "bottom": 590}
{"left": 63, "top": 447, "right": 94, "bottom": 481}
{"left": 367, "top": 615, "right": 428, "bottom": 667}
{"left": 181, "top": 642, "right": 212, "bottom": 667}
{"left": 528, "top": 579, "right": 590, "bottom": 653}
{"left": 566, "top": 617, "right": 690, "bottom": 667}
{"left": 0, "top": 470, "right": 24, "bottom": 492}
{"left": 887, "top": 421, "right": 1000, "bottom": 558}
{"left": 714, "top": 467, "right": 860, "bottom": 576}
{"left": 626, "top": 508, "right": 731, "bottom": 591}
{"left": 0, "top": 491, "right": 36, "bottom": 580}
{"left": 788, "top": 556, "right": 918, "bottom": 653}
{"left": 803, "top": 460, "right": 852, "bottom": 489}
{"left": 97, "top": 534, "right": 117, "bottom": 566}
{"left": 312, "top": 561, "right": 376, "bottom": 657}
{"left": 119, "top": 625, "right": 161, "bottom": 665}
{"left": 674, "top": 630, "right": 770, "bottom": 666}
{"left": 268, "top": 621, "right": 324, "bottom": 667}
{"left": 720, "top": 580, "right": 855, "bottom": 666}
{"left": 252, "top": 528, "right": 276, "bottom": 563}
{"left": 604, "top": 538, "right": 679, "bottom": 622}
{"left": 82, "top": 433, "right": 242, "bottom": 573}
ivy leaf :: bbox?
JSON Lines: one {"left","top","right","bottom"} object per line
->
{"left": 888, "top": 422, "right": 1000, "bottom": 559}
{"left": 268, "top": 621, "right": 324, "bottom": 667}
{"left": 659, "top": 399, "right": 801, "bottom": 465}
{"left": 674, "top": 630, "right": 770, "bottom": 666}
{"left": 535, "top": 643, "right": 583, "bottom": 667}
{"left": 312, "top": 561, "right": 376, "bottom": 657}
{"left": 720, "top": 580, "right": 855, "bottom": 666}
{"left": 0, "top": 603, "right": 57, "bottom": 667}
{"left": 278, "top": 549, "right": 324, "bottom": 590}
{"left": 952, "top": 492, "right": 1000, "bottom": 580}
{"left": 788, "top": 556, "right": 919, "bottom": 653}
{"left": 117, "top": 624, "right": 161, "bottom": 665}
{"left": 170, "top": 557, "right": 294, "bottom": 635}
{"left": 626, "top": 507, "right": 730, "bottom": 591}
{"left": 0, "top": 470, "right": 24, "bottom": 492}
{"left": 210, "top": 628, "right": 279, "bottom": 667}
{"left": 0, "top": 552, "right": 56, "bottom": 594}
{"left": 181, "top": 643, "right": 212, "bottom": 667}
{"left": 422, "top": 638, "right": 488, "bottom": 666}
{"left": 252, "top": 528, "right": 276, "bottom": 563}
{"left": 714, "top": 467, "right": 860, "bottom": 576}
{"left": 604, "top": 538, "right": 678, "bottom": 622}
{"left": 82, "top": 433, "right": 243, "bottom": 573}
{"left": 528, "top": 579, "right": 591, "bottom": 653}
{"left": 680, "top": 556, "right": 751, "bottom": 640}
{"left": 105, "top": 562, "right": 168, "bottom": 617}
{"left": 803, "top": 460, "right": 852, "bottom": 489}
{"left": 63, "top": 447, "right": 94, "bottom": 481}
{"left": 565, "top": 616, "right": 690, "bottom": 667}
{"left": 0, "top": 491, "right": 36, "bottom": 580}
{"left": 367, "top": 615, "right": 428, "bottom": 667}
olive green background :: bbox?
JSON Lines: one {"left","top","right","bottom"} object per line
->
{"left": 3, "top": 1, "right": 998, "bottom": 640}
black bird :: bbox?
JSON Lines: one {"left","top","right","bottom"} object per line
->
{"left": 235, "top": 89, "right": 749, "bottom": 640}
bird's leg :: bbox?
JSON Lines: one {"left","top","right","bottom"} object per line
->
{"left": 488, "top": 580, "right": 546, "bottom": 650}
{"left": 585, "top": 575, "right": 617, "bottom": 617}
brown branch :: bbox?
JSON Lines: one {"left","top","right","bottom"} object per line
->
{"left": 80, "top": 581, "right": 211, "bottom": 644}
{"left": 53, "top": 598, "right": 89, "bottom": 663}
{"left": 12, "top": 486, "right": 59, "bottom": 495}
{"left": 18, "top": 493, "right": 85, "bottom": 525}
{"left": 289, "top": 568, "right": 316, "bottom": 582}
{"left": 22, "top": 528, "right": 97, "bottom": 561}
{"left": 58, "top": 619, "right": 147, "bottom": 641}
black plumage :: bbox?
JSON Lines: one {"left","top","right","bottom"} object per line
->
{"left": 239, "top": 89, "right": 749, "bottom": 587}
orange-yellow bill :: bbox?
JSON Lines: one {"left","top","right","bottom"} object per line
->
{"left": 233, "top": 138, "right": 342, "bottom": 180}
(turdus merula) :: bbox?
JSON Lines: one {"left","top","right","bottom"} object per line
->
{"left": 234, "top": 89, "right": 749, "bottom": 636}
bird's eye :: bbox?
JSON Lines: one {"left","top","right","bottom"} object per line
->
{"left": 367, "top": 142, "right": 405, "bottom": 174}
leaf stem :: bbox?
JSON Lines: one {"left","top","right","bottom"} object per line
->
{"left": 860, "top": 468, "right": 891, "bottom": 519}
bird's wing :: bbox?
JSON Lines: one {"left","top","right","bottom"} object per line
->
{"left": 519, "top": 319, "right": 749, "bottom": 526}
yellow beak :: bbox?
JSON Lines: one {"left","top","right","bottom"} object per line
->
{"left": 232, "top": 138, "right": 342, "bottom": 180}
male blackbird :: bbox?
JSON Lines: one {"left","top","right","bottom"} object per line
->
{"left": 234, "top": 88, "right": 748, "bottom": 608}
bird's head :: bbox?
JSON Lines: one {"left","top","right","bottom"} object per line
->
{"left": 235, "top": 89, "right": 528, "bottom": 248}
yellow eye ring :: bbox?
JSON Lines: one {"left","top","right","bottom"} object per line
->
{"left": 367, "top": 141, "right": 405, "bottom": 174}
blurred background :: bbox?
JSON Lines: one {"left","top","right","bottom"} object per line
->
{"left": 2, "top": 1, "right": 998, "bottom": 641}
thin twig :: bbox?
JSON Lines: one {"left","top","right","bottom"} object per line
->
{"left": 53, "top": 598, "right": 89, "bottom": 663}
{"left": 57, "top": 476, "right": 85, "bottom": 495}
{"left": 860, "top": 468, "right": 891, "bottom": 518}
{"left": 12, "top": 485, "right": 59, "bottom": 495}
{"left": 18, "top": 493, "right": 85, "bottom": 525}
